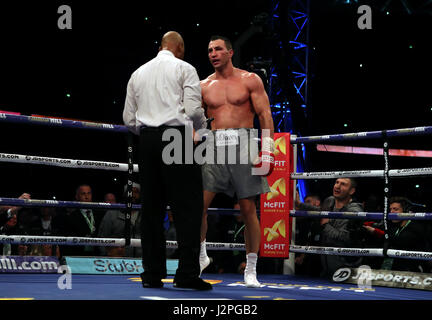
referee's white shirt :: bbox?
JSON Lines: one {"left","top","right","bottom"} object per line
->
{"left": 123, "top": 50, "right": 206, "bottom": 134}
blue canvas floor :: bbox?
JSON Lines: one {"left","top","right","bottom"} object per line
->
{"left": 0, "top": 273, "right": 431, "bottom": 300}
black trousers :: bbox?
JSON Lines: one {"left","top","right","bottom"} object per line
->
{"left": 138, "top": 126, "right": 203, "bottom": 282}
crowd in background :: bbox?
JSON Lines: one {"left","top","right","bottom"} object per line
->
{"left": 1, "top": 178, "right": 431, "bottom": 279}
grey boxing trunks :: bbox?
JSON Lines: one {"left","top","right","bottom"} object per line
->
{"left": 201, "top": 128, "right": 270, "bottom": 199}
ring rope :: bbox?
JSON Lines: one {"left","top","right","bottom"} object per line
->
{"left": 2, "top": 235, "right": 432, "bottom": 260}
{"left": 290, "top": 245, "right": 384, "bottom": 257}
{"left": 386, "top": 249, "right": 432, "bottom": 261}
{"left": 0, "top": 197, "right": 140, "bottom": 210}
{"left": 2, "top": 197, "right": 432, "bottom": 220}
{"left": 290, "top": 210, "right": 432, "bottom": 220}
{"left": 0, "top": 197, "right": 243, "bottom": 216}
{"left": 291, "top": 126, "right": 432, "bottom": 144}
{"left": 0, "top": 235, "right": 246, "bottom": 251}
{"left": 291, "top": 167, "right": 432, "bottom": 179}
{"left": 2, "top": 152, "right": 432, "bottom": 179}
{"left": 0, "top": 113, "right": 128, "bottom": 133}
{"left": 1, "top": 113, "right": 432, "bottom": 143}
{"left": 0, "top": 152, "right": 139, "bottom": 172}
{"left": 290, "top": 246, "right": 432, "bottom": 261}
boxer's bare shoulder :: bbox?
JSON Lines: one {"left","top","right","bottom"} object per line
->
{"left": 200, "top": 73, "right": 216, "bottom": 86}
{"left": 239, "top": 70, "right": 264, "bottom": 91}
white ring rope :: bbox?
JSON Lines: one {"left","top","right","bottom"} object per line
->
{"left": 2, "top": 235, "right": 431, "bottom": 260}
{"left": 0, "top": 152, "right": 139, "bottom": 172}
{"left": 290, "top": 245, "right": 384, "bottom": 257}
{"left": 1, "top": 152, "right": 432, "bottom": 180}
{"left": 386, "top": 249, "right": 432, "bottom": 261}
{"left": 290, "top": 246, "right": 432, "bottom": 260}
{"left": 0, "top": 235, "right": 246, "bottom": 251}
{"left": 291, "top": 167, "right": 432, "bottom": 180}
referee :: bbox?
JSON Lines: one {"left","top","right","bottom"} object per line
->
{"left": 123, "top": 31, "right": 211, "bottom": 290}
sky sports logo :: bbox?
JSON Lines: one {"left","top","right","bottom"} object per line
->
{"left": 0, "top": 256, "right": 59, "bottom": 272}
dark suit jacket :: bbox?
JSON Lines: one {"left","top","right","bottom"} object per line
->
{"left": 388, "top": 220, "right": 430, "bottom": 272}
{"left": 60, "top": 208, "right": 103, "bottom": 257}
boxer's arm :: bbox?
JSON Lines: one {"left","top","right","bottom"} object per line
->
{"left": 249, "top": 73, "right": 274, "bottom": 140}
{"left": 123, "top": 76, "right": 139, "bottom": 135}
{"left": 200, "top": 87, "right": 208, "bottom": 118}
{"left": 183, "top": 65, "right": 207, "bottom": 131}
{"left": 200, "top": 82, "right": 212, "bottom": 129}
{"left": 248, "top": 73, "right": 275, "bottom": 176}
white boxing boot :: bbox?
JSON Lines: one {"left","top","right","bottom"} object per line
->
{"left": 199, "top": 240, "right": 210, "bottom": 276}
{"left": 244, "top": 253, "right": 262, "bottom": 288}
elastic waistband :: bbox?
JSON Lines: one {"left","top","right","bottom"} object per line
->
{"left": 212, "top": 128, "right": 257, "bottom": 132}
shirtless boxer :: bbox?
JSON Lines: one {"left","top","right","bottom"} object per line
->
{"left": 199, "top": 35, "right": 275, "bottom": 287}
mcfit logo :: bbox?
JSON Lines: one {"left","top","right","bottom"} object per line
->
{"left": 267, "top": 178, "right": 286, "bottom": 200}
{"left": 263, "top": 219, "right": 286, "bottom": 242}
{"left": 274, "top": 136, "right": 286, "bottom": 156}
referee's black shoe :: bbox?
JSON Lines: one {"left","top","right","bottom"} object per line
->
{"left": 173, "top": 277, "right": 212, "bottom": 290}
{"left": 140, "top": 273, "right": 164, "bottom": 288}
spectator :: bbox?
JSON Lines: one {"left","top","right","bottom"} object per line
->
{"left": 1, "top": 212, "right": 18, "bottom": 255}
{"left": 295, "top": 193, "right": 322, "bottom": 277}
{"left": 361, "top": 193, "right": 385, "bottom": 241}
{"left": 0, "top": 192, "right": 31, "bottom": 226}
{"left": 305, "top": 194, "right": 322, "bottom": 207}
{"left": 104, "top": 193, "right": 117, "bottom": 204}
{"left": 1, "top": 213, "right": 31, "bottom": 256}
{"left": 61, "top": 184, "right": 102, "bottom": 257}
{"left": 27, "top": 207, "right": 61, "bottom": 257}
{"left": 296, "top": 178, "right": 364, "bottom": 278}
{"left": 98, "top": 183, "right": 142, "bottom": 257}
{"left": 0, "top": 193, "right": 32, "bottom": 255}
{"left": 296, "top": 194, "right": 321, "bottom": 245}
{"left": 381, "top": 196, "right": 430, "bottom": 272}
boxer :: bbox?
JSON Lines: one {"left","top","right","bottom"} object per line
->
{"left": 199, "top": 35, "right": 275, "bottom": 287}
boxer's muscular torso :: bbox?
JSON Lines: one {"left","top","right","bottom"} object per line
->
{"left": 201, "top": 68, "right": 256, "bottom": 130}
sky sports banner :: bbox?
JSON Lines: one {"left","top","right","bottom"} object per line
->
{"left": 260, "top": 133, "right": 293, "bottom": 258}
{"left": 64, "top": 256, "right": 179, "bottom": 275}
{"left": 0, "top": 255, "right": 60, "bottom": 273}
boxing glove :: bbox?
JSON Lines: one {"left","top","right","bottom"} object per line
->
{"left": 252, "top": 137, "right": 275, "bottom": 176}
